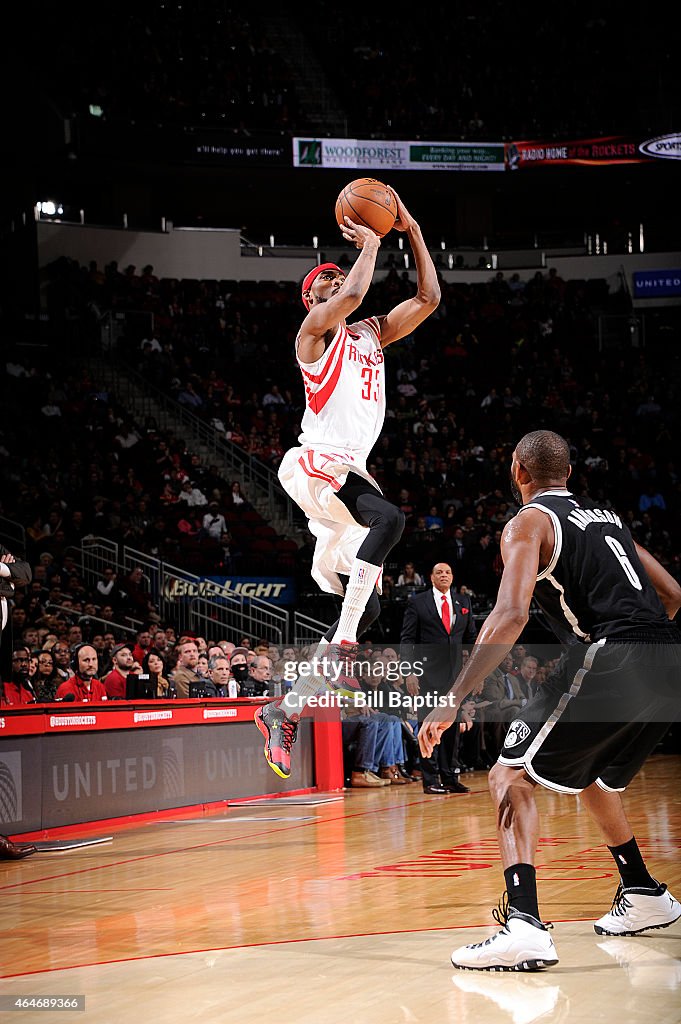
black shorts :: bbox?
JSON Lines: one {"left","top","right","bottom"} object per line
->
{"left": 498, "top": 636, "right": 681, "bottom": 794}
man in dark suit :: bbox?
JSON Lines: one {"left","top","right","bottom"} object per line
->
{"left": 400, "top": 562, "right": 477, "bottom": 793}
{"left": 0, "top": 545, "right": 32, "bottom": 684}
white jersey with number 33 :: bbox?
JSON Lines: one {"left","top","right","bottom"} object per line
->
{"left": 296, "top": 317, "right": 385, "bottom": 461}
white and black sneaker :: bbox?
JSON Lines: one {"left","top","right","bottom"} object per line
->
{"left": 594, "top": 882, "right": 681, "bottom": 936}
{"left": 451, "top": 896, "right": 559, "bottom": 972}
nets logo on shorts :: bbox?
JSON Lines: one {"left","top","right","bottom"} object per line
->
{"left": 505, "top": 720, "right": 531, "bottom": 748}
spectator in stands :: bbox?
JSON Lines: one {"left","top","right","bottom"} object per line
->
{"left": 34, "top": 649, "right": 61, "bottom": 702}
{"left": 424, "top": 505, "right": 444, "bottom": 531}
{"left": 67, "top": 624, "right": 83, "bottom": 647}
{"left": 480, "top": 652, "right": 527, "bottom": 756}
{"left": 202, "top": 501, "right": 227, "bottom": 541}
{"left": 178, "top": 479, "right": 208, "bottom": 507}
{"left": 218, "top": 639, "right": 235, "bottom": 659}
{"left": 169, "top": 638, "right": 202, "bottom": 698}
{"left": 340, "top": 703, "right": 391, "bottom": 788}
{"left": 56, "top": 644, "right": 108, "bottom": 702}
{"left": 244, "top": 654, "right": 272, "bottom": 697}
{"left": 177, "top": 381, "right": 204, "bottom": 410}
{"left": 51, "top": 640, "right": 72, "bottom": 681}
{"left": 131, "top": 628, "right": 154, "bottom": 664}
{"left": 150, "top": 628, "right": 170, "bottom": 662}
{"left": 229, "top": 481, "right": 247, "bottom": 507}
{"left": 103, "top": 642, "right": 135, "bottom": 699}
{"left": 638, "top": 485, "right": 666, "bottom": 514}
{"left": 120, "top": 566, "right": 155, "bottom": 620}
{"left": 228, "top": 647, "right": 250, "bottom": 694}
{"left": 517, "top": 655, "right": 540, "bottom": 701}
{"left": 397, "top": 562, "right": 425, "bottom": 587}
{"left": 1, "top": 646, "right": 37, "bottom": 705}
{"left": 204, "top": 654, "right": 231, "bottom": 697}
{"left": 114, "top": 420, "right": 141, "bottom": 453}
{"left": 142, "top": 650, "right": 173, "bottom": 698}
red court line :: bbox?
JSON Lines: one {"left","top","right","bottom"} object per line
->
{"left": 0, "top": 916, "right": 597, "bottom": 980}
{"left": 3, "top": 888, "right": 173, "bottom": 894}
{"left": 0, "top": 791, "right": 488, "bottom": 893}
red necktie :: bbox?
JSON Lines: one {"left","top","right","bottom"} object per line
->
{"left": 441, "top": 594, "right": 451, "bottom": 633}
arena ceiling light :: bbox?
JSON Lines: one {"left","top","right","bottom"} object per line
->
{"left": 37, "top": 201, "right": 64, "bottom": 217}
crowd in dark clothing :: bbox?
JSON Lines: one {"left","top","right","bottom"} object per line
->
{"left": 35, "top": 5, "right": 672, "bottom": 140}
{"left": 3, "top": 258, "right": 680, "bottom": 618}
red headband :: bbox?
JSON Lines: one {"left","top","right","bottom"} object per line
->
{"left": 301, "top": 263, "right": 343, "bottom": 310}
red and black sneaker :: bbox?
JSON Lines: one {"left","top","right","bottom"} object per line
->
{"left": 254, "top": 701, "right": 299, "bottom": 779}
{"left": 323, "top": 640, "right": 361, "bottom": 698}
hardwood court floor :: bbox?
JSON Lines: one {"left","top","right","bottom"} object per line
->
{"left": 2, "top": 755, "right": 680, "bottom": 1023}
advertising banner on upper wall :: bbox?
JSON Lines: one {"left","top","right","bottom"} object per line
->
{"left": 184, "top": 134, "right": 290, "bottom": 166}
{"left": 633, "top": 270, "right": 681, "bottom": 299}
{"left": 505, "top": 132, "right": 681, "bottom": 169}
{"left": 293, "top": 137, "right": 506, "bottom": 171}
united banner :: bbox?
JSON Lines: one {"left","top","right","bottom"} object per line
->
{"left": 633, "top": 270, "right": 681, "bottom": 299}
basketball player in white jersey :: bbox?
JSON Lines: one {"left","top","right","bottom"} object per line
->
{"left": 255, "top": 191, "right": 440, "bottom": 779}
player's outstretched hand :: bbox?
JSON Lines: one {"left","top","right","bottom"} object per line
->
{"left": 418, "top": 711, "right": 450, "bottom": 758}
{"left": 390, "top": 190, "right": 417, "bottom": 232}
{"left": 340, "top": 216, "right": 381, "bottom": 250}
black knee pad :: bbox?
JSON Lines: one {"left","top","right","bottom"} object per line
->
{"left": 355, "top": 494, "right": 405, "bottom": 565}
{"left": 335, "top": 472, "right": 405, "bottom": 567}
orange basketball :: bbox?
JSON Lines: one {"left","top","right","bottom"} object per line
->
{"left": 335, "top": 178, "right": 398, "bottom": 238}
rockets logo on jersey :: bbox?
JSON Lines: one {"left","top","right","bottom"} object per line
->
{"left": 297, "top": 318, "right": 386, "bottom": 458}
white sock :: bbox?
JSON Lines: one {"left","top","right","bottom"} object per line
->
{"left": 280, "top": 638, "right": 330, "bottom": 716}
{"left": 281, "top": 675, "right": 325, "bottom": 716}
{"left": 331, "top": 558, "right": 380, "bottom": 644}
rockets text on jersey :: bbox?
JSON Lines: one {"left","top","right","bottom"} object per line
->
{"left": 296, "top": 317, "right": 386, "bottom": 459}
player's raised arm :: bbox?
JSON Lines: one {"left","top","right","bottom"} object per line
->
{"left": 633, "top": 541, "right": 681, "bottom": 620}
{"left": 378, "top": 190, "right": 440, "bottom": 348}
{"left": 418, "top": 509, "right": 548, "bottom": 757}
{"left": 297, "top": 222, "right": 381, "bottom": 363}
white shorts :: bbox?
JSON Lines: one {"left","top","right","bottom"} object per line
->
{"left": 278, "top": 446, "right": 382, "bottom": 597}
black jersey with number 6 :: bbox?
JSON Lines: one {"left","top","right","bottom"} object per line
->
{"left": 518, "top": 489, "right": 670, "bottom": 642}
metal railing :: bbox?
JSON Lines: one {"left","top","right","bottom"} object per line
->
{"left": 79, "top": 537, "right": 119, "bottom": 586}
{"left": 0, "top": 515, "right": 27, "bottom": 557}
{"left": 189, "top": 594, "right": 286, "bottom": 647}
{"left": 292, "top": 610, "right": 330, "bottom": 646}
{"left": 44, "top": 603, "right": 141, "bottom": 638}
{"left": 86, "top": 354, "right": 294, "bottom": 531}
{"left": 78, "top": 537, "right": 290, "bottom": 642}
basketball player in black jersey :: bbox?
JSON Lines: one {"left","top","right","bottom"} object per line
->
{"left": 419, "top": 429, "right": 681, "bottom": 971}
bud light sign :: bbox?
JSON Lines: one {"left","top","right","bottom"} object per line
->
{"left": 163, "top": 575, "right": 296, "bottom": 606}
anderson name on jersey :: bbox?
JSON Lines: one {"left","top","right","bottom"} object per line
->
{"left": 519, "top": 489, "right": 670, "bottom": 642}
{"left": 296, "top": 317, "right": 385, "bottom": 460}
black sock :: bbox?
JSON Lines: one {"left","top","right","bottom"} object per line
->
{"left": 608, "top": 837, "right": 658, "bottom": 890}
{"left": 504, "top": 863, "right": 540, "bottom": 920}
